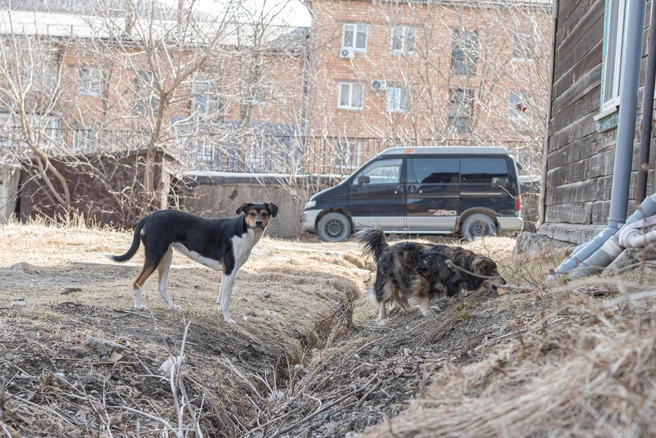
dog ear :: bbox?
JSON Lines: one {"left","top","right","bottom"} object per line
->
{"left": 236, "top": 202, "right": 251, "bottom": 215}
{"left": 266, "top": 202, "right": 279, "bottom": 217}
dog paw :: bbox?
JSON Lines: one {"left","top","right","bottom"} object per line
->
{"left": 430, "top": 306, "right": 441, "bottom": 314}
{"left": 377, "top": 319, "right": 389, "bottom": 326}
{"left": 134, "top": 305, "right": 149, "bottom": 311}
{"left": 171, "top": 304, "right": 183, "bottom": 311}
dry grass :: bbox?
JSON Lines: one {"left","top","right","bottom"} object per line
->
{"left": 4, "top": 221, "right": 655, "bottom": 438}
{"left": 0, "top": 219, "right": 366, "bottom": 436}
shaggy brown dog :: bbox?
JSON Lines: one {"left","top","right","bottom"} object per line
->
{"left": 423, "top": 244, "right": 506, "bottom": 293}
{"left": 357, "top": 227, "right": 462, "bottom": 324}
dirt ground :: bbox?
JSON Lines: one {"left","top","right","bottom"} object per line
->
{"left": 1, "top": 221, "right": 656, "bottom": 437}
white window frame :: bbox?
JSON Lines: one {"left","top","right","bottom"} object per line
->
{"left": 391, "top": 26, "right": 416, "bottom": 55}
{"left": 135, "top": 71, "right": 157, "bottom": 116}
{"left": 386, "top": 86, "right": 411, "bottom": 113}
{"left": 600, "top": 0, "right": 629, "bottom": 113}
{"left": 511, "top": 32, "right": 537, "bottom": 62}
{"left": 342, "top": 23, "right": 368, "bottom": 52}
{"left": 192, "top": 78, "right": 222, "bottom": 114}
{"left": 337, "top": 82, "right": 363, "bottom": 110}
{"left": 77, "top": 66, "right": 102, "bottom": 97}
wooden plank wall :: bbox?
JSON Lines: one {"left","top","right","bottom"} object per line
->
{"left": 542, "top": 0, "right": 655, "bottom": 243}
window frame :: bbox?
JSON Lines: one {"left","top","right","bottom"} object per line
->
{"left": 77, "top": 66, "right": 102, "bottom": 97}
{"left": 192, "top": 78, "right": 223, "bottom": 114}
{"left": 451, "top": 30, "right": 478, "bottom": 76}
{"left": 337, "top": 82, "right": 364, "bottom": 110}
{"left": 448, "top": 88, "right": 475, "bottom": 134}
{"left": 511, "top": 32, "right": 538, "bottom": 62}
{"left": 386, "top": 86, "right": 411, "bottom": 113}
{"left": 342, "top": 23, "right": 368, "bottom": 52}
{"left": 391, "top": 26, "right": 417, "bottom": 55}
{"left": 135, "top": 70, "right": 158, "bottom": 117}
{"left": 600, "top": 0, "right": 629, "bottom": 112}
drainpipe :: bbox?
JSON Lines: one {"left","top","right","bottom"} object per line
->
{"left": 637, "top": 0, "right": 656, "bottom": 204}
{"left": 548, "top": 0, "right": 646, "bottom": 280}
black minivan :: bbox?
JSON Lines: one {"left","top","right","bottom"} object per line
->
{"left": 300, "top": 146, "right": 523, "bottom": 242}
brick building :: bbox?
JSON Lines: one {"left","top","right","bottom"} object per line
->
{"left": 304, "top": 0, "right": 552, "bottom": 173}
{"left": 0, "top": 0, "right": 551, "bottom": 176}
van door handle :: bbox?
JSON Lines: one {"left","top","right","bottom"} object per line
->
{"left": 407, "top": 185, "right": 417, "bottom": 193}
{"left": 395, "top": 185, "right": 406, "bottom": 194}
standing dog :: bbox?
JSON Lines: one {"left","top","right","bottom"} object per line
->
{"left": 107, "top": 202, "right": 278, "bottom": 324}
{"left": 357, "top": 227, "right": 461, "bottom": 324}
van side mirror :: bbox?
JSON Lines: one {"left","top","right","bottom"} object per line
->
{"left": 357, "top": 175, "right": 370, "bottom": 185}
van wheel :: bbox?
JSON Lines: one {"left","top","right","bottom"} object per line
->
{"left": 317, "top": 212, "right": 352, "bottom": 242}
{"left": 461, "top": 214, "right": 496, "bottom": 242}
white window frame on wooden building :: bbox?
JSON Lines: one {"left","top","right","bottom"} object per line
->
{"left": 600, "top": 0, "right": 628, "bottom": 114}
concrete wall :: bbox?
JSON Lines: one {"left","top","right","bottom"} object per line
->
{"left": 183, "top": 172, "right": 341, "bottom": 238}
{"left": 0, "top": 164, "right": 20, "bottom": 224}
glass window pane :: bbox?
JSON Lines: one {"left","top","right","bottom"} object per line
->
{"left": 409, "top": 158, "right": 459, "bottom": 184}
{"left": 364, "top": 163, "right": 401, "bottom": 184}
{"left": 339, "top": 83, "right": 350, "bottom": 106}
{"left": 461, "top": 158, "right": 507, "bottom": 184}
{"left": 343, "top": 24, "right": 354, "bottom": 48}
{"left": 353, "top": 83, "right": 363, "bottom": 108}
{"left": 356, "top": 25, "right": 367, "bottom": 49}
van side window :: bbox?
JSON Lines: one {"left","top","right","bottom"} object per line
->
{"left": 359, "top": 159, "right": 402, "bottom": 184}
{"left": 461, "top": 158, "right": 508, "bottom": 184}
{"left": 408, "top": 158, "right": 459, "bottom": 184}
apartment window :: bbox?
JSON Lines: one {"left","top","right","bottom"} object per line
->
{"left": 511, "top": 32, "right": 537, "bottom": 61}
{"left": 448, "top": 88, "right": 474, "bottom": 134}
{"left": 391, "top": 27, "right": 416, "bottom": 55}
{"left": 451, "top": 30, "right": 478, "bottom": 76}
{"left": 77, "top": 66, "right": 102, "bottom": 96}
{"left": 601, "top": 0, "right": 628, "bottom": 112}
{"left": 196, "top": 140, "right": 215, "bottom": 162}
{"left": 342, "top": 24, "right": 367, "bottom": 52}
{"left": 338, "top": 82, "right": 363, "bottom": 110}
{"left": 192, "top": 78, "right": 222, "bottom": 114}
{"left": 135, "top": 71, "right": 157, "bottom": 116}
{"left": 386, "top": 86, "right": 410, "bottom": 112}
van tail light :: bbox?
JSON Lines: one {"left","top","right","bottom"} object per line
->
{"left": 515, "top": 195, "right": 522, "bottom": 216}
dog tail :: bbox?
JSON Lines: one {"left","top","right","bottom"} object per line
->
{"left": 105, "top": 216, "right": 148, "bottom": 263}
{"left": 355, "top": 226, "right": 389, "bottom": 260}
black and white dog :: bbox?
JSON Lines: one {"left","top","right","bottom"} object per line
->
{"left": 107, "top": 202, "right": 278, "bottom": 324}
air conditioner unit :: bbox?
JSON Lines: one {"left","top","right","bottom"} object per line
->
{"left": 370, "top": 80, "right": 387, "bottom": 92}
{"left": 340, "top": 47, "right": 355, "bottom": 58}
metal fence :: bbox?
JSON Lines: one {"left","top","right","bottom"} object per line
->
{"left": 0, "top": 126, "right": 529, "bottom": 175}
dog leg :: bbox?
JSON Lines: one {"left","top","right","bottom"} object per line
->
{"left": 416, "top": 296, "right": 431, "bottom": 317}
{"left": 157, "top": 247, "right": 181, "bottom": 311}
{"left": 377, "top": 302, "right": 388, "bottom": 326}
{"left": 217, "top": 272, "right": 237, "bottom": 324}
{"left": 132, "top": 264, "right": 156, "bottom": 310}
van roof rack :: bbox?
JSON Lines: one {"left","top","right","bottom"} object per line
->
{"left": 380, "top": 146, "right": 509, "bottom": 155}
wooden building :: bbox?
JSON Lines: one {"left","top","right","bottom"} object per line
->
{"left": 540, "top": 0, "right": 655, "bottom": 244}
